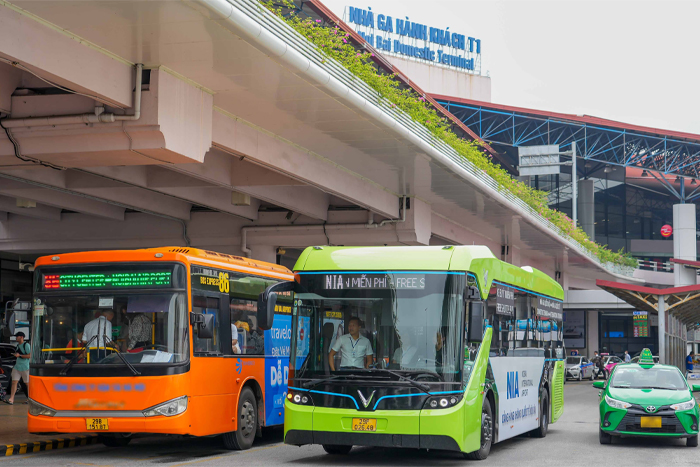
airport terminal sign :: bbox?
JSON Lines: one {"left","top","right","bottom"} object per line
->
{"left": 345, "top": 6, "right": 482, "bottom": 73}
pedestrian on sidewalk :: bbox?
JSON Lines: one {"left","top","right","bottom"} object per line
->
{"left": 624, "top": 350, "right": 631, "bottom": 363}
{"left": 5, "top": 332, "right": 30, "bottom": 405}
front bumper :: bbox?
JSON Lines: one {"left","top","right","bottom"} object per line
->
{"left": 601, "top": 406, "right": 699, "bottom": 438}
{"left": 284, "top": 399, "right": 473, "bottom": 452}
{"left": 28, "top": 411, "right": 191, "bottom": 435}
{"left": 565, "top": 368, "right": 580, "bottom": 378}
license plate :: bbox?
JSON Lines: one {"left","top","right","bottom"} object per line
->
{"left": 352, "top": 418, "right": 376, "bottom": 432}
{"left": 640, "top": 416, "right": 662, "bottom": 428}
{"left": 85, "top": 418, "right": 109, "bottom": 431}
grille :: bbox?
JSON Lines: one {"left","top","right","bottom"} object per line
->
{"left": 619, "top": 413, "right": 684, "bottom": 434}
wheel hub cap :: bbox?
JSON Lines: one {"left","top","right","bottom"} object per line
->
{"left": 240, "top": 401, "right": 255, "bottom": 437}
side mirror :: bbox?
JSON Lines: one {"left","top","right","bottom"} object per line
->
{"left": 257, "top": 280, "right": 298, "bottom": 331}
{"left": 467, "top": 301, "right": 484, "bottom": 343}
{"left": 592, "top": 380, "right": 605, "bottom": 389}
{"left": 691, "top": 384, "right": 700, "bottom": 392}
{"left": 190, "top": 312, "right": 214, "bottom": 339}
{"left": 258, "top": 292, "right": 277, "bottom": 331}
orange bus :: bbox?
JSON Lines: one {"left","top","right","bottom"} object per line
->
{"left": 28, "top": 247, "right": 294, "bottom": 449}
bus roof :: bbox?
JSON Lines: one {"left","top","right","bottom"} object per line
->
{"left": 294, "top": 245, "right": 564, "bottom": 300}
{"left": 35, "top": 246, "right": 293, "bottom": 280}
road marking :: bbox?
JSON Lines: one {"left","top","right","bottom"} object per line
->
{"left": 169, "top": 443, "right": 283, "bottom": 466}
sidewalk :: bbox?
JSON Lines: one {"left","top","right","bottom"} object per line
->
{"left": 0, "top": 394, "right": 97, "bottom": 455}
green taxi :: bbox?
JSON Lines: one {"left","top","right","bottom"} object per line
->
{"left": 593, "top": 349, "right": 700, "bottom": 446}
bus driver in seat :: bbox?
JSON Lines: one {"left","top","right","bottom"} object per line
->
{"left": 329, "top": 317, "right": 373, "bottom": 370}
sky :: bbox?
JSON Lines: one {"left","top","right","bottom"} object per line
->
{"left": 320, "top": 0, "right": 700, "bottom": 135}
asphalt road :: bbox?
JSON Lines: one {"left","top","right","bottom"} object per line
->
{"left": 3, "top": 382, "right": 698, "bottom": 467}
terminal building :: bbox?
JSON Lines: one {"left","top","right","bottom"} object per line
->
{"left": 0, "top": 0, "right": 697, "bottom": 366}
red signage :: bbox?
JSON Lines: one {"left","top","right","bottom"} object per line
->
{"left": 661, "top": 224, "right": 673, "bottom": 238}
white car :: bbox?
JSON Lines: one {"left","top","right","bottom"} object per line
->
{"left": 565, "top": 356, "right": 595, "bottom": 381}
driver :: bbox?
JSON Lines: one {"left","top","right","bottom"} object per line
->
{"left": 329, "top": 317, "right": 373, "bottom": 370}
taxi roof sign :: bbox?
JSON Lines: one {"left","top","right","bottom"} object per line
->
{"left": 639, "top": 348, "right": 655, "bottom": 366}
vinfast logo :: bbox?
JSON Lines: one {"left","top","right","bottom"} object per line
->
{"left": 506, "top": 371, "right": 519, "bottom": 399}
{"left": 357, "top": 390, "right": 376, "bottom": 408}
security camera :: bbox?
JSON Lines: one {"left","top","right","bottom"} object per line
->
{"left": 19, "top": 262, "right": 34, "bottom": 272}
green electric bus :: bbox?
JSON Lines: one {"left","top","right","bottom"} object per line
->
{"left": 258, "top": 245, "right": 566, "bottom": 459}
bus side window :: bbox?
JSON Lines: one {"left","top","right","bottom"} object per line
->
{"left": 192, "top": 295, "right": 221, "bottom": 355}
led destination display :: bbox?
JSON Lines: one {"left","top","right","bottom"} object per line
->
{"left": 42, "top": 271, "right": 172, "bottom": 290}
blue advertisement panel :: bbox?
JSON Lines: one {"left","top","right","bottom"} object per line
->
{"left": 264, "top": 314, "right": 291, "bottom": 426}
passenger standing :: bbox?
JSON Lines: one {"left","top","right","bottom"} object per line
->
{"left": 5, "top": 332, "right": 30, "bottom": 405}
{"left": 687, "top": 351, "right": 695, "bottom": 379}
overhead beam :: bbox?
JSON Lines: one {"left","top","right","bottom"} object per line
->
{"left": 0, "top": 168, "right": 193, "bottom": 220}
{"left": 0, "top": 3, "right": 133, "bottom": 108}
{"left": 83, "top": 166, "right": 260, "bottom": 220}
{"left": 0, "top": 194, "right": 61, "bottom": 221}
{"left": 210, "top": 110, "right": 399, "bottom": 219}
{"left": 0, "top": 178, "right": 125, "bottom": 220}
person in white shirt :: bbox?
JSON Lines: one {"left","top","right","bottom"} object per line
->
{"left": 329, "top": 317, "right": 373, "bottom": 370}
{"left": 231, "top": 324, "right": 241, "bottom": 354}
{"left": 82, "top": 310, "right": 114, "bottom": 360}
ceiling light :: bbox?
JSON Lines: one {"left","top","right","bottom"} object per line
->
{"left": 675, "top": 176, "right": 680, "bottom": 182}
{"left": 641, "top": 170, "right": 648, "bottom": 177}
{"left": 692, "top": 179, "right": 697, "bottom": 186}
{"left": 16, "top": 198, "right": 36, "bottom": 209}
{"left": 603, "top": 166, "right": 612, "bottom": 173}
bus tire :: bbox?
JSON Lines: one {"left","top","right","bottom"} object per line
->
{"left": 464, "top": 396, "right": 493, "bottom": 460}
{"left": 599, "top": 429, "right": 612, "bottom": 445}
{"left": 532, "top": 393, "right": 548, "bottom": 438}
{"left": 322, "top": 444, "right": 353, "bottom": 455}
{"left": 223, "top": 387, "right": 257, "bottom": 450}
{"left": 99, "top": 434, "right": 132, "bottom": 447}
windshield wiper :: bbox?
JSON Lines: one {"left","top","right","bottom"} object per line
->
{"left": 103, "top": 333, "right": 141, "bottom": 376}
{"left": 302, "top": 374, "right": 360, "bottom": 390}
{"left": 369, "top": 369, "right": 432, "bottom": 393}
{"left": 60, "top": 334, "right": 97, "bottom": 375}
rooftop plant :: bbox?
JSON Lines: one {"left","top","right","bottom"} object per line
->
{"left": 261, "top": 0, "right": 636, "bottom": 269}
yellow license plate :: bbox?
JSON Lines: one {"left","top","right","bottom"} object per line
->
{"left": 85, "top": 418, "right": 109, "bottom": 431}
{"left": 352, "top": 418, "right": 376, "bottom": 432}
{"left": 640, "top": 416, "right": 662, "bottom": 428}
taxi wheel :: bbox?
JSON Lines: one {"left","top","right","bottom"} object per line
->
{"left": 687, "top": 435, "right": 698, "bottom": 447}
{"left": 322, "top": 444, "right": 353, "bottom": 455}
{"left": 99, "top": 434, "right": 132, "bottom": 447}
{"left": 464, "top": 397, "right": 493, "bottom": 460}
{"left": 223, "top": 387, "right": 257, "bottom": 450}
{"left": 577, "top": 372, "right": 582, "bottom": 381}
{"left": 599, "top": 429, "right": 612, "bottom": 445}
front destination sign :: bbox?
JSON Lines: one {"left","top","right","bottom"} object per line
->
{"left": 42, "top": 271, "right": 172, "bottom": 290}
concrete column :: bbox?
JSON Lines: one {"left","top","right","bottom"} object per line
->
{"left": 587, "top": 310, "right": 599, "bottom": 355}
{"left": 658, "top": 295, "right": 666, "bottom": 364}
{"left": 577, "top": 179, "right": 595, "bottom": 239}
{"left": 673, "top": 203, "right": 697, "bottom": 286}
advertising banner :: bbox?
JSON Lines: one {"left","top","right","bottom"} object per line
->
{"left": 489, "top": 357, "right": 545, "bottom": 441}
{"left": 264, "top": 314, "right": 291, "bottom": 426}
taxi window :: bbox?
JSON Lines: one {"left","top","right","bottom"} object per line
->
{"left": 566, "top": 357, "right": 580, "bottom": 364}
{"left": 610, "top": 367, "right": 687, "bottom": 390}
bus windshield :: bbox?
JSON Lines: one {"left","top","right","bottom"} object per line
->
{"left": 292, "top": 272, "right": 465, "bottom": 383}
{"left": 31, "top": 292, "right": 189, "bottom": 365}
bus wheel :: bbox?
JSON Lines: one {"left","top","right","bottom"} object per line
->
{"left": 464, "top": 397, "right": 493, "bottom": 460}
{"left": 323, "top": 444, "right": 353, "bottom": 455}
{"left": 99, "top": 434, "right": 132, "bottom": 447}
{"left": 532, "top": 393, "right": 548, "bottom": 438}
{"left": 223, "top": 387, "right": 257, "bottom": 450}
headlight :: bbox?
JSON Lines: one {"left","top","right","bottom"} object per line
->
{"left": 423, "top": 394, "right": 463, "bottom": 410}
{"left": 142, "top": 396, "right": 188, "bottom": 417}
{"left": 671, "top": 399, "right": 696, "bottom": 411}
{"left": 28, "top": 399, "right": 56, "bottom": 417}
{"left": 287, "top": 390, "right": 312, "bottom": 406}
{"left": 605, "top": 395, "right": 631, "bottom": 410}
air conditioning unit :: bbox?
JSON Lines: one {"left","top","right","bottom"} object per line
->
{"left": 19, "top": 262, "right": 34, "bottom": 272}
